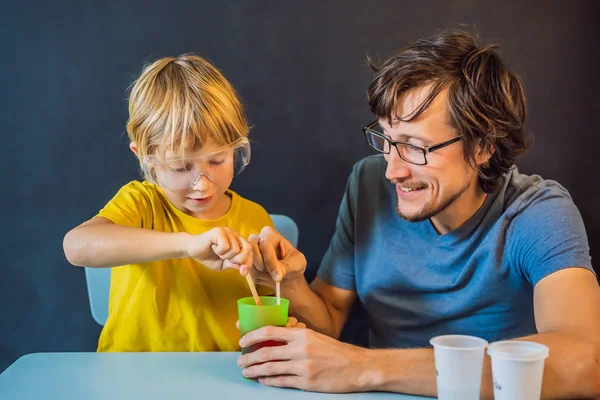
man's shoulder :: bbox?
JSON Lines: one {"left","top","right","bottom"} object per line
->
{"left": 349, "top": 155, "right": 387, "bottom": 187}
{"left": 504, "top": 168, "right": 574, "bottom": 214}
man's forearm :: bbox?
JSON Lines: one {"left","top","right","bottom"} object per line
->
{"left": 280, "top": 278, "right": 341, "bottom": 337}
{"left": 519, "top": 332, "right": 600, "bottom": 399}
{"left": 360, "top": 332, "right": 599, "bottom": 399}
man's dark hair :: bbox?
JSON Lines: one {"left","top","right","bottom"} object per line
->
{"left": 367, "top": 29, "right": 532, "bottom": 192}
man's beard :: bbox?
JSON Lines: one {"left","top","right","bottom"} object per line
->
{"left": 396, "top": 179, "right": 471, "bottom": 222}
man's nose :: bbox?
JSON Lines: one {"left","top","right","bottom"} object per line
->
{"left": 385, "top": 149, "right": 412, "bottom": 181}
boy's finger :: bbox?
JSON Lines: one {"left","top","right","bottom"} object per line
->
{"left": 221, "top": 229, "right": 241, "bottom": 259}
{"left": 239, "top": 265, "right": 251, "bottom": 276}
{"left": 222, "top": 260, "right": 239, "bottom": 271}
{"left": 230, "top": 238, "right": 252, "bottom": 269}
{"left": 211, "top": 228, "right": 230, "bottom": 256}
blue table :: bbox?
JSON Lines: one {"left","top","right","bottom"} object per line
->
{"left": 0, "top": 352, "right": 434, "bottom": 399}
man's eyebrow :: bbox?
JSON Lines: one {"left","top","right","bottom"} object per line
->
{"left": 379, "top": 122, "right": 427, "bottom": 142}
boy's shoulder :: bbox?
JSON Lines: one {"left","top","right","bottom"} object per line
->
{"left": 118, "top": 180, "right": 159, "bottom": 194}
{"left": 230, "top": 190, "right": 269, "bottom": 216}
{"left": 112, "top": 180, "right": 164, "bottom": 202}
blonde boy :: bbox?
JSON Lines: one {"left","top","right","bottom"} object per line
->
{"left": 64, "top": 54, "right": 273, "bottom": 352}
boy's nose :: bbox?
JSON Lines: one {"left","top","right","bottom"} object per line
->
{"left": 191, "top": 172, "right": 214, "bottom": 191}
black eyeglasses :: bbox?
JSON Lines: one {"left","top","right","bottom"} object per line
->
{"left": 362, "top": 120, "right": 463, "bottom": 166}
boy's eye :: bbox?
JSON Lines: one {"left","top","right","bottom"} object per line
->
{"left": 209, "top": 159, "right": 226, "bottom": 166}
{"left": 169, "top": 163, "right": 192, "bottom": 173}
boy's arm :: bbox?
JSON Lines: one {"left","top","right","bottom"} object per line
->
{"left": 63, "top": 217, "right": 253, "bottom": 271}
{"left": 63, "top": 217, "right": 190, "bottom": 267}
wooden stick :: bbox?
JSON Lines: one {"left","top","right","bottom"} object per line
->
{"left": 276, "top": 241, "right": 286, "bottom": 306}
{"left": 245, "top": 274, "right": 262, "bottom": 306}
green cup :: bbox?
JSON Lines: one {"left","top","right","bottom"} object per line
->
{"left": 237, "top": 296, "right": 289, "bottom": 355}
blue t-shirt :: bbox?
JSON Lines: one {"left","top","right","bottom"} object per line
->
{"left": 318, "top": 155, "right": 593, "bottom": 348}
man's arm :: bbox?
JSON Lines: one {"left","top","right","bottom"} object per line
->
{"left": 347, "top": 267, "right": 600, "bottom": 398}
{"left": 239, "top": 267, "right": 600, "bottom": 399}
{"left": 247, "top": 243, "right": 356, "bottom": 338}
{"left": 247, "top": 226, "right": 357, "bottom": 338}
{"left": 286, "top": 277, "right": 357, "bottom": 339}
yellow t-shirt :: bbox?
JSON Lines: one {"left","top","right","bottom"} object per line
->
{"left": 95, "top": 181, "right": 272, "bottom": 352}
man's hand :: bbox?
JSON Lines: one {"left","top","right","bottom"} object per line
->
{"left": 185, "top": 227, "right": 252, "bottom": 273}
{"left": 236, "top": 317, "right": 307, "bottom": 331}
{"left": 237, "top": 326, "right": 370, "bottom": 393}
{"left": 246, "top": 226, "right": 307, "bottom": 286}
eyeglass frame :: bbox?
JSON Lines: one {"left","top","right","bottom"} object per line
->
{"left": 362, "top": 120, "right": 463, "bottom": 166}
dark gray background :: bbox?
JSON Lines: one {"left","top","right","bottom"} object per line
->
{"left": 1, "top": 0, "right": 598, "bottom": 373}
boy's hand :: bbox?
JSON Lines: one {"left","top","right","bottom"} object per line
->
{"left": 185, "top": 227, "right": 253, "bottom": 273}
{"left": 236, "top": 317, "right": 307, "bottom": 330}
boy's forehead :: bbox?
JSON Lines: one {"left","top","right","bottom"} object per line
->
{"left": 160, "top": 138, "right": 222, "bottom": 159}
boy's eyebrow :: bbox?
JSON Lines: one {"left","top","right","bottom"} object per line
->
{"left": 165, "top": 148, "right": 229, "bottom": 162}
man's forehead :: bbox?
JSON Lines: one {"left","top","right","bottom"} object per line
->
{"left": 382, "top": 85, "right": 449, "bottom": 128}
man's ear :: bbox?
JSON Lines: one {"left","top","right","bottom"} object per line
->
{"left": 129, "top": 142, "right": 140, "bottom": 159}
{"left": 475, "top": 141, "right": 495, "bottom": 167}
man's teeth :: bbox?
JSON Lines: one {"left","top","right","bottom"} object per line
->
{"left": 400, "top": 186, "right": 423, "bottom": 192}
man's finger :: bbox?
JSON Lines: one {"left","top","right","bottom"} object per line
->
{"left": 249, "top": 270, "right": 276, "bottom": 286}
{"left": 248, "top": 234, "right": 266, "bottom": 272}
{"left": 258, "top": 236, "right": 285, "bottom": 281}
{"left": 242, "top": 359, "right": 296, "bottom": 379}
{"left": 239, "top": 325, "right": 296, "bottom": 348}
{"left": 238, "top": 343, "right": 297, "bottom": 369}
{"left": 258, "top": 375, "right": 303, "bottom": 389}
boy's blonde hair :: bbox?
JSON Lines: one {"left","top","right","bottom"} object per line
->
{"left": 127, "top": 54, "right": 249, "bottom": 168}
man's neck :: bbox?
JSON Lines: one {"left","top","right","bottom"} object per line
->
{"left": 429, "top": 182, "right": 487, "bottom": 235}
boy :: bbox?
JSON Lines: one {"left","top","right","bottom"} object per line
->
{"left": 64, "top": 54, "right": 273, "bottom": 352}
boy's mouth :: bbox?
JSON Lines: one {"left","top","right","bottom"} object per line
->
{"left": 188, "top": 195, "right": 213, "bottom": 204}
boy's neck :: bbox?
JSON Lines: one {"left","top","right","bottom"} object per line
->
{"left": 191, "top": 191, "right": 232, "bottom": 220}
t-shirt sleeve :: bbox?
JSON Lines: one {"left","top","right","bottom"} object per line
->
{"left": 316, "top": 165, "right": 358, "bottom": 291}
{"left": 96, "top": 182, "right": 153, "bottom": 229}
{"left": 264, "top": 212, "right": 274, "bottom": 229}
{"left": 507, "top": 182, "right": 594, "bottom": 286}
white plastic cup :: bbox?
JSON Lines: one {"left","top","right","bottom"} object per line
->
{"left": 487, "top": 340, "right": 549, "bottom": 400}
{"left": 430, "top": 335, "right": 488, "bottom": 400}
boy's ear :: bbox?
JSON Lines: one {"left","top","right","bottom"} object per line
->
{"left": 129, "top": 142, "right": 140, "bottom": 159}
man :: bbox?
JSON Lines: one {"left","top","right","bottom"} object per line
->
{"left": 239, "top": 30, "right": 600, "bottom": 399}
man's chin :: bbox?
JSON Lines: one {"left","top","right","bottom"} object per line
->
{"left": 396, "top": 202, "right": 429, "bottom": 221}
{"left": 396, "top": 209, "right": 431, "bottom": 222}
